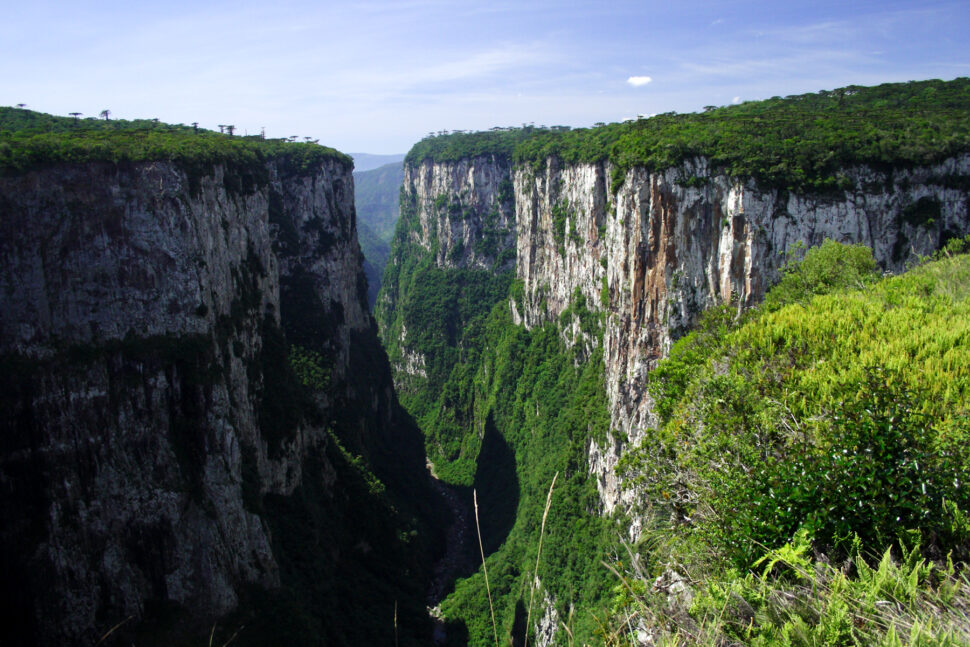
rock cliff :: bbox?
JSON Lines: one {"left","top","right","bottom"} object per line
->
{"left": 376, "top": 155, "right": 515, "bottom": 478}
{"left": 402, "top": 155, "right": 516, "bottom": 271}
{"left": 397, "top": 152, "right": 970, "bottom": 514}
{"left": 0, "top": 154, "right": 432, "bottom": 645}
{"left": 380, "top": 156, "right": 514, "bottom": 382}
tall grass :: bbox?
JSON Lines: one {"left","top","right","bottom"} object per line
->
{"left": 474, "top": 489, "right": 500, "bottom": 647}
{"left": 605, "top": 531, "right": 970, "bottom": 647}
{"left": 525, "top": 472, "right": 559, "bottom": 647}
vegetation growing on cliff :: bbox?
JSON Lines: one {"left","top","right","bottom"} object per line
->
{"left": 387, "top": 78, "right": 970, "bottom": 647}
{"left": 377, "top": 164, "right": 623, "bottom": 643}
{"left": 405, "top": 78, "right": 970, "bottom": 193}
{"left": 376, "top": 177, "right": 515, "bottom": 483}
{"left": 436, "top": 303, "right": 618, "bottom": 645}
{"left": 609, "top": 241, "right": 970, "bottom": 645}
{"left": 382, "top": 232, "right": 970, "bottom": 644}
{"left": 378, "top": 250, "right": 513, "bottom": 483}
{"left": 0, "top": 106, "right": 349, "bottom": 175}
{"left": 405, "top": 126, "right": 547, "bottom": 166}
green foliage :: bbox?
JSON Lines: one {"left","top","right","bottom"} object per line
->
{"left": 559, "top": 287, "right": 605, "bottom": 344}
{"left": 606, "top": 530, "right": 970, "bottom": 647}
{"left": 764, "top": 238, "right": 880, "bottom": 309}
{"left": 376, "top": 176, "right": 516, "bottom": 482}
{"left": 405, "top": 126, "right": 549, "bottom": 165}
{"left": 510, "top": 279, "right": 525, "bottom": 314}
{"left": 288, "top": 344, "right": 331, "bottom": 390}
{"left": 0, "top": 106, "right": 349, "bottom": 176}
{"left": 441, "top": 304, "right": 617, "bottom": 645}
{"left": 621, "top": 246, "right": 970, "bottom": 569}
{"left": 725, "top": 371, "right": 968, "bottom": 562}
{"left": 380, "top": 180, "right": 620, "bottom": 641}
{"left": 377, "top": 250, "right": 513, "bottom": 483}
{"left": 551, "top": 199, "right": 571, "bottom": 256}
{"left": 405, "top": 78, "right": 970, "bottom": 193}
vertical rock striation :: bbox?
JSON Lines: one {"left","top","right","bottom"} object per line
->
{"left": 0, "top": 155, "right": 428, "bottom": 645}
{"left": 398, "top": 152, "right": 970, "bottom": 515}
{"left": 379, "top": 155, "right": 515, "bottom": 400}
{"left": 401, "top": 155, "right": 516, "bottom": 271}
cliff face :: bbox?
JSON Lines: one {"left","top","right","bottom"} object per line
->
{"left": 399, "top": 153, "right": 970, "bottom": 513}
{"left": 402, "top": 155, "right": 516, "bottom": 271}
{"left": 0, "top": 156, "right": 427, "bottom": 645}
{"left": 379, "top": 155, "right": 514, "bottom": 396}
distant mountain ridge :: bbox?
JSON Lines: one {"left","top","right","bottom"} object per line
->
{"left": 354, "top": 161, "right": 404, "bottom": 242}
{"left": 349, "top": 152, "right": 405, "bottom": 173}
{"left": 353, "top": 161, "right": 404, "bottom": 307}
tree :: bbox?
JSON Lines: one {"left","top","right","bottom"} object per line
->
{"left": 69, "top": 112, "right": 82, "bottom": 124}
{"left": 191, "top": 122, "right": 199, "bottom": 133}
{"left": 99, "top": 109, "right": 111, "bottom": 121}
{"left": 217, "top": 124, "right": 226, "bottom": 134}
{"left": 16, "top": 103, "right": 26, "bottom": 109}
{"left": 226, "top": 124, "right": 235, "bottom": 136}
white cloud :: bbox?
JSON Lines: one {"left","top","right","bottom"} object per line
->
{"left": 627, "top": 75, "right": 652, "bottom": 87}
{"left": 732, "top": 96, "right": 741, "bottom": 104}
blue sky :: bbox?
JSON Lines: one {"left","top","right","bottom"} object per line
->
{"left": 2, "top": 0, "right": 968, "bottom": 154}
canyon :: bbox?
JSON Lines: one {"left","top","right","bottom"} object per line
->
{"left": 3, "top": 79, "right": 970, "bottom": 646}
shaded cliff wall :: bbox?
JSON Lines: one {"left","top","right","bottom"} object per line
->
{"left": 0, "top": 156, "right": 433, "bottom": 645}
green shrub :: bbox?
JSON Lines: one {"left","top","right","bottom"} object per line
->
{"left": 764, "top": 238, "right": 880, "bottom": 309}
{"left": 0, "top": 107, "right": 348, "bottom": 177}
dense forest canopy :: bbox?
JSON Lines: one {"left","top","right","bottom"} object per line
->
{"left": 406, "top": 78, "right": 970, "bottom": 192}
{"left": 0, "top": 106, "right": 350, "bottom": 175}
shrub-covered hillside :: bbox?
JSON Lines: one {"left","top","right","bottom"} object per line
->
{"left": 609, "top": 240, "right": 970, "bottom": 646}
{"left": 436, "top": 299, "right": 618, "bottom": 645}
